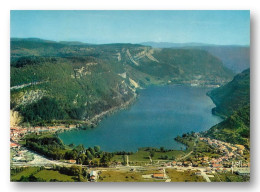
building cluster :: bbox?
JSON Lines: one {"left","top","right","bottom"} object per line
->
{"left": 10, "top": 145, "right": 34, "bottom": 163}
{"left": 10, "top": 125, "right": 77, "bottom": 143}
{"left": 161, "top": 137, "right": 249, "bottom": 174}
{"left": 199, "top": 137, "right": 247, "bottom": 166}
{"left": 10, "top": 125, "right": 77, "bottom": 164}
{"left": 198, "top": 137, "right": 249, "bottom": 169}
{"left": 200, "top": 137, "right": 245, "bottom": 156}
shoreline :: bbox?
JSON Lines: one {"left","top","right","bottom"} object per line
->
{"left": 58, "top": 84, "right": 220, "bottom": 153}
{"left": 83, "top": 92, "right": 138, "bottom": 128}
{"left": 11, "top": 83, "right": 223, "bottom": 149}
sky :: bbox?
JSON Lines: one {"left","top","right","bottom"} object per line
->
{"left": 10, "top": 10, "right": 250, "bottom": 45}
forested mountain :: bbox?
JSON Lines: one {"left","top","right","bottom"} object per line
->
{"left": 10, "top": 38, "right": 233, "bottom": 126}
{"left": 205, "top": 69, "right": 250, "bottom": 147}
{"left": 208, "top": 69, "right": 250, "bottom": 118}
{"left": 141, "top": 42, "right": 250, "bottom": 73}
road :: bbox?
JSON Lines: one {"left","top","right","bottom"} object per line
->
{"left": 177, "top": 151, "right": 193, "bottom": 161}
{"left": 200, "top": 170, "right": 211, "bottom": 182}
{"left": 12, "top": 149, "right": 247, "bottom": 183}
{"left": 11, "top": 81, "right": 46, "bottom": 90}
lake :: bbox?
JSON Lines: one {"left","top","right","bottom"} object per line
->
{"left": 58, "top": 85, "right": 222, "bottom": 152}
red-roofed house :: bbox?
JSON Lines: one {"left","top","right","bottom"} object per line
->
{"left": 68, "top": 159, "right": 76, "bottom": 164}
{"left": 212, "top": 164, "right": 223, "bottom": 168}
{"left": 153, "top": 173, "right": 165, "bottom": 179}
{"left": 10, "top": 142, "right": 20, "bottom": 149}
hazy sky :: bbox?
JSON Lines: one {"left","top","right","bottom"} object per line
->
{"left": 11, "top": 10, "right": 250, "bottom": 45}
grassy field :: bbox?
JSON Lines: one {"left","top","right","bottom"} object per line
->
{"left": 111, "top": 149, "right": 186, "bottom": 164}
{"left": 210, "top": 172, "right": 250, "bottom": 182}
{"left": 98, "top": 170, "right": 165, "bottom": 182}
{"left": 11, "top": 167, "right": 80, "bottom": 182}
{"left": 129, "top": 150, "right": 150, "bottom": 162}
{"left": 165, "top": 169, "right": 205, "bottom": 182}
{"left": 98, "top": 170, "right": 143, "bottom": 182}
{"left": 153, "top": 150, "right": 186, "bottom": 160}
{"left": 98, "top": 167, "right": 205, "bottom": 182}
{"left": 11, "top": 167, "right": 39, "bottom": 181}
{"left": 33, "top": 170, "right": 76, "bottom": 182}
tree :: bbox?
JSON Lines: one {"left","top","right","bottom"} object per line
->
{"left": 92, "top": 159, "right": 99, "bottom": 167}
{"left": 86, "top": 150, "right": 93, "bottom": 160}
{"left": 150, "top": 151, "right": 155, "bottom": 158}
{"left": 78, "top": 158, "right": 83, "bottom": 165}
{"left": 88, "top": 147, "right": 95, "bottom": 156}
{"left": 75, "top": 144, "right": 85, "bottom": 153}
{"left": 78, "top": 154, "right": 87, "bottom": 164}
{"left": 69, "top": 143, "right": 75, "bottom": 148}
{"left": 70, "top": 165, "right": 82, "bottom": 176}
{"left": 100, "top": 153, "right": 111, "bottom": 167}
{"left": 94, "top": 145, "right": 100, "bottom": 153}
{"left": 65, "top": 150, "right": 77, "bottom": 160}
{"left": 160, "top": 147, "right": 165, "bottom": 152}
{"left": 83, "top": 159, "right": 90, "bottom": 165}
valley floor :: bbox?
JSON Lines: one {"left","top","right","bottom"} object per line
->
{"left": 10, "top": 134, "right": 250, "bottom": 182}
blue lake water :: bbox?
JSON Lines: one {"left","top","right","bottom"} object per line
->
{"left": 58, "top": 85, "right": 222, "bottom": 152}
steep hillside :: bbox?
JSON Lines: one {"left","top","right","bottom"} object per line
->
{"left": 205, "top": 69, "right": 250, "bottom": 147}
{"left": 10, "top": 38, "right": 234, "bottom": 126}
{"left": 208, "top": 69, "right": 250, "bottom": 118}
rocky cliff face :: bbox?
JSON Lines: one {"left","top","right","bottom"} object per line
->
{"left": 10, "top": 110, "right": 23, "bottom": 127}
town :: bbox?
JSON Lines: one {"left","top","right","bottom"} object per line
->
{"left": 10, "top": 125, "right": 250, "bottom": 182}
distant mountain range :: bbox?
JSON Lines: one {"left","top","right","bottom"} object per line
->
{"left": 12, "top": 39, "right": 250, "bottom": 73}
{"left": 141, "top": 42, "right": 218, "bottom": 48}
{"left": 141, "top": 41, "right": 250, "bottom": 73}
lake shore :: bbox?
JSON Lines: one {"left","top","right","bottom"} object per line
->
{"left": 59, "top": 85, "right": 222, "bottom": 152}
{"left": 83, "top": 92, "right": 138, "bottom": 128}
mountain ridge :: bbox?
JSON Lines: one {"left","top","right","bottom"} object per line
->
{"left": 141, "top": 41, "right": 250, "bottom": 73}
{"left": 10, "top": 38, "right": 234, "bottom": 126}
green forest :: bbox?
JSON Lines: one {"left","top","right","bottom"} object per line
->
{"left": 205, "top": 69, "right": 250, "bottom": 147}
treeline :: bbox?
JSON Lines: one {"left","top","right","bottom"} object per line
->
{"left": 141, "top": 146, "right": 178, "bottom": 153}
{"left": 25, "top": 133, "right": 66, "bottom": 160}
{"left": 11, "top": 56, "right": 57, "bottom": 68}
{"left": 18, "top": 97, "right": 66, "bottom": 123}
{"left": 24, "top": 133, "right": 129, "bottom": 167}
